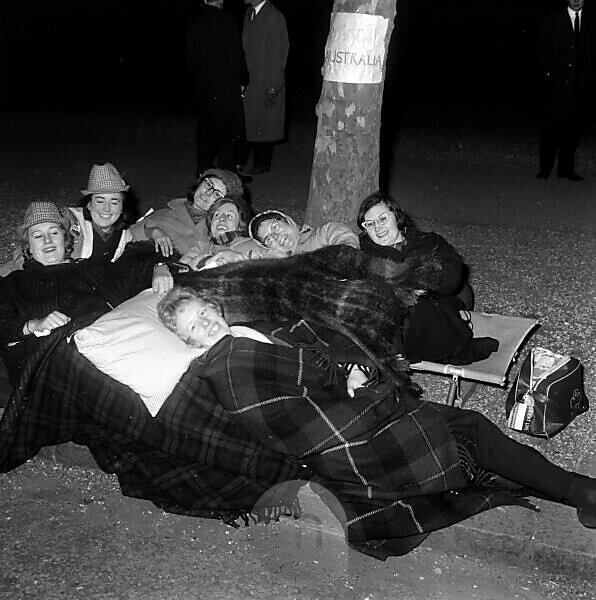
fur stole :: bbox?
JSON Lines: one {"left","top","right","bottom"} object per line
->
{"left": 175, "top": 246, "right": 441, "bottom": 388}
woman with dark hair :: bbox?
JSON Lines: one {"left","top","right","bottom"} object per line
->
{"left": 73, "top": 162, "right": 172, "bottom": 263}
{"left": 141, "top": 168, "right": 244, "bottom": 258}
{"left": 357, "top": 191, "right": 489, "bottom": 364}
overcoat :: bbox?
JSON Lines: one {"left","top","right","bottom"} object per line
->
{"left": 242, "top": 1, "right": 289, "bottom": 142}
{"left": 537, "top": 5, "right": 595, "bottom": 119}
{"left": 186, "top": 5, "right": 248, "bottom": 151}
{"left": 359, "top": 230, "right": 476, "bottom": 363}
{"left": 142, "top": 198, "right": 209, "bottom": 256}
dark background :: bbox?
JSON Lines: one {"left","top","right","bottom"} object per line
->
{"left": 0, "top": 0, "right": 565, "bottom": 113}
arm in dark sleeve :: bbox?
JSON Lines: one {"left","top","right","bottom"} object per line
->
{"left": 0, "top": 280, "right": 26, "bottom": 347}
{"left": 536, "top": 12, "right": 555, "bottom": 75}
{"left": 432, "top": 234, "right": 464, "bottom": 296}
{"left": 108, "top": 241, "right": 173, "bottom": 297}
{"left": 225, "top": 12, "right": 249, "bottom": 86}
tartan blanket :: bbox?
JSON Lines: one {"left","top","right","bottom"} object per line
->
{"left": 0, "top": 319, "right": 531, "bottom": 559}
{"left": 0, "top": 248, "right": 532, "bottom": 558}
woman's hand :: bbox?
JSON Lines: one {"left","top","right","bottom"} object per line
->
{"left": 180, "top": 252, "right": 205, "bottom": 271}
{"left": 200, "top": 250, "right": 244, "bottom": 270}
{"left": 152, "top": 263, "right": 174, "bottom": 294}
{"left": 24, "top": 311, "right": 71, "bottom": 337}
{"left": 346, "top": 365, "right": 369, "bottom": 398}
{"left": 150, "top": 228, "right": 174, "bottom": 257}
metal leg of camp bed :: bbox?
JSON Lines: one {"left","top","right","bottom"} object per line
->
{"left": 459, "top": 381, "right": 479, "bottom": 407}
{"left": 446, "top": 375, "right": 460, "bottom": 407}
{"left": 445, "top": 375, "right": 479, "bottom": 408}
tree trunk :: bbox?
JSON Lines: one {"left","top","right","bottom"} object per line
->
{"left": 305, "top": 0, "right": 397, "bottom": 227}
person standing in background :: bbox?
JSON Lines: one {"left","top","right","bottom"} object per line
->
{"left": 536, "top": 0, "right": 594, "bottom": 181}
{"left": 186, "top": 0, "right": 248, "bottom": 176}
{"left": 240, "top": 0, "right": 289, "bottom": 175}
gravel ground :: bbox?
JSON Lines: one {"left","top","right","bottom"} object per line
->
{"left": 0, "top": 105, "right": 594, "bottom": 472}
{"left": 0, "top": 106, "right": 594, "bottom": 597}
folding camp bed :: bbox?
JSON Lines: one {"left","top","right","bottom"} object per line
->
{"left": 410, "top": 312, "right": 538, "bottom": 407}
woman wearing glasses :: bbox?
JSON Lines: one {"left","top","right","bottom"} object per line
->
{"left": 357, "top": 192, "right": 491, "bottom": 364}
{"left": 248, "top": 209, "right": 359, "bottom": 256}
{"left": 141, "top": 168, "right": 244, "bottom": 257}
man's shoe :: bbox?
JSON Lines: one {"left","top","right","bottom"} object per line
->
{"left": 557, "top": 172, "right": 584, "bottom": 181}
{"left": 536, "top": 171, "right": 549, "bottom": 179}
{"left": 577, "top": 507, "right": 596, "bottom": 529}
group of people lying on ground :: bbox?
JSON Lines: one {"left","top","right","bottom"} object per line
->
{"left": 0, "top": 162, "right": 487, "bottom": 364}
{"left": 0, "top": 162, "right": 594, "bottom": 550}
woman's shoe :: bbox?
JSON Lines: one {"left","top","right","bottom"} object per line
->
{"left": 577, "top": 508, "right": 596, "bottom": 529}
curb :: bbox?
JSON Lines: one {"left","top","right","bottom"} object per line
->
{"left": 36, "top": 441, "right": 595, "bottom": 580}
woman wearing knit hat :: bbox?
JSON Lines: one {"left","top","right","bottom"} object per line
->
{"left": 140, "top": 168, "right": 244, "bottom": 257}
{"left": 187, "top": 208, "right": 360, "bottom": 270}
{"left": 249, "top": 209, "right": 359, "bottom": 257}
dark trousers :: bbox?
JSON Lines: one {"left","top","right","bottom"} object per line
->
{"left": 538, "top": 116, "right": 582, "bottom": 177}
{"left": 195, "top": 120, "right": 241, "bottom": 176}
{"left": 447, "top": 409, "right": 574, "bottom": 502}
{"left": 239, "top": 141, "right": 274, "bottom": 172}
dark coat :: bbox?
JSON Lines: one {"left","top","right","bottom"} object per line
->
{"left": 0, "top": 243, "right": 160, "bottom": 407}
{"left": 242, "top": 1, "right": 289, "bottom": 142}
{"left": 186, "top": 5, "right": 248, "bottom": 147}
{"left": 359, "top": 230, "right": 474, "bottom": 363}
{"left": 537, "top": 5, "right": 595, "bottom": 119}
{"left": 360, "top": 229, "right": 464, "bottom": 296}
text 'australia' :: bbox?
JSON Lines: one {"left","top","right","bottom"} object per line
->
{"left": 325, "top": 50, "right": 383, "bottom": 68}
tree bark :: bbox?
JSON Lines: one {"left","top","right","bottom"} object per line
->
{"left": 305, "top": 0, "right": 397, "bottom": 227}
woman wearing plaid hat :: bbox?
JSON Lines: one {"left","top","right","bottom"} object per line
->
{"left": 74, "top": 162, "right": 173, "bottom": 263}
{"left": 0, "top": 200, "right": 173, "bottom": 382}
{"left": 0, "top": 163, "right": 173, "bottom": 277}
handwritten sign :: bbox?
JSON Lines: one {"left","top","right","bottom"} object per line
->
{"left": 322, "top": 12, "right": 389, "bottom": 84}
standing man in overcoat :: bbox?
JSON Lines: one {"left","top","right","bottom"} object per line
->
{"left": 186, "top": 0, "right": 249, "bottom": 176}
{"left": 241, "top": 0, "right": 289, "bottom": 175}
{"left": 536, "top": 0, "right": 594, "bottom": 180}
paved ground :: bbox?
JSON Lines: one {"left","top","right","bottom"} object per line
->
{"left": 0, "top": 104, "right": 595, "bottom": 598}
{"left": 1, "top": 456, "right": 594, "bottom": 600}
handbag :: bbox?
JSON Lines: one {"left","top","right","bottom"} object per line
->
{"left": 506, "top": 347, "right": 589, "bottom": 438}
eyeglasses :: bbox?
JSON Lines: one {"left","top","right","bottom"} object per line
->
{"left": 203, "top": 178, "right": 225, "bottom": 201}
{"left": 260, "top": 219, "right": 283, "bottom": 248}
{"left": 362, "top": 212, "right": 391, "bottom": 231}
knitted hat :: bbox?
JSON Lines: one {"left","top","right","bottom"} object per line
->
{"left": 20, "top": 201, "right": 66, "bottom": 234}
{"left": 81, "top": 162, "right": 130, "bottom": 195}
{"left": 248, "top": 209, "right": 298, "bottom": 245}
{"left": 200, "top": 168, "right": 243, "bottom": 199}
